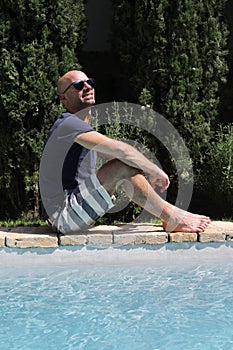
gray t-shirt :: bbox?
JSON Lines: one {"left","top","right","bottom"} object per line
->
{"left": 39, "top": 112, "right": 96, "bottom": 218}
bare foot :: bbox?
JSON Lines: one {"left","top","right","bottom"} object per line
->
{"left": 162, "top": 206, "right": 211, "bottom": 233}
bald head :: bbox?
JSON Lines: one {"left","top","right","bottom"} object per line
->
{"left": 57, "top": 70, "right": 95, "bottom": 113}
{"left": 57, "top": 70, "right": 88, "bottom": 95}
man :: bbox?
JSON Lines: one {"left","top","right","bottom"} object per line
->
{"left": 39, "top": 70, "right": 210, "bottom": 234}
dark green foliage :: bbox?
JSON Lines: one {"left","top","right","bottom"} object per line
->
{"left": 0, "top": 0, "right": 86, "bottom": 219}
{"left": 113, "top": 0, "right": 229, "bottom": 128}
{"left": 195, "top": 124, "right": 233, "bottom": 215}
{"left": 113, "top": 0, "right": 230, "bottom": 211}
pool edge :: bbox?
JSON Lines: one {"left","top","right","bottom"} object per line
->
{"left": 0, "top": 221, "right": 233, "bottom": 249}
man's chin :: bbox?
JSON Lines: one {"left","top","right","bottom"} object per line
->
{"left": 85, "top": 99, "right": 95, "bottom": 106}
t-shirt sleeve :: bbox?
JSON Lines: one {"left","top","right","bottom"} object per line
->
{"left": 57, "top": 115, "right": 94, "bottom": 142}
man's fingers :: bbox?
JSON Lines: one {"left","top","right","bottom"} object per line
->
{"left": 156, "top": 178, "right": 170, "bottom": 192}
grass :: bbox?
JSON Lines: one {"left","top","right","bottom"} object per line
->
{"left": 0, "top": 218, "right": 47, "bottom": 228}
{"left": 0, "top": 216, "right": 162, "bottom": 228}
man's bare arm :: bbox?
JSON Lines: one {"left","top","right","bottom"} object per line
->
{"left": 76, "top": 131, "right": 170, "bottom": 192}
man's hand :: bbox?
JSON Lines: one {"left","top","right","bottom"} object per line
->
{"left": 148, "top": 168, "right": 170, "bottom": 193}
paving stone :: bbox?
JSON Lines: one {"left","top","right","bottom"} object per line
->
{"left": 113, "top": 223, "right": 163, "bottom": 233}
{"left": 0, "top": 233, "right": 6, "bottom": 247}
{"left": 212, "top": 221, "right": 233, "bottom": 232}
{"left": 59, "top": 225, "right": 116, "bottom": 246}
{"left": 199, "top": 231, "right": 226, "bottom": 243}
{"left": 88, "top": 225, "right": 120, "bottom": 233}
{"left": 87, "top": 233, "right": 113, "bottom": 245}
{"left": 198, "top": 222, "right": 226, "bottom": 243}
{"left": 59, "top": 234, "right": 88, "bottom": 246}
{"left": 5, "top": 233, "right": 58, "bottom": 248}
{"left": 112, "top": 223, "right": 167, "bottom": 245}
{"left": 114, "top": 231, "right": 168, "bottom": 245}
{"left": 85, "top": 225, "right": 118, "bottom": 245}
{"left": 211, "top": 221, "right": 233, "bottom": 240}
{"left": 169, "top": 232, "right": 197, "bottom": 243}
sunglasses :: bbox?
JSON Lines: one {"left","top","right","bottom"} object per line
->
{"left": 62, "top": 78, "right": 96, "bottom": 94}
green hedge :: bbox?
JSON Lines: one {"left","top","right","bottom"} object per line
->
{"left": 0, "top": 0, "right": 86, "bottom": 219}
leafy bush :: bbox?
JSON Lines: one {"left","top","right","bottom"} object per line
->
{"left": 112, "top": 0, "right": 230, "bottom": 210}
{"left": 199, "top": 124, "right": 233, "bottom": 207}
{"left": 0, "top": 0, "right": 86, "bottom": 219}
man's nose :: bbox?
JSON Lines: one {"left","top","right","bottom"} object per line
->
{"left": 84, "top": 81, "right": 92, "bottom": 89}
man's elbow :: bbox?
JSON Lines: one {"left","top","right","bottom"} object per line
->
{"left": 115, "top": 142, "right": 133, "bottom": 159}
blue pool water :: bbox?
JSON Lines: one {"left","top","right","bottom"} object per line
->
{"left": 1, "top": 244, "right": 233, "bottom": 350}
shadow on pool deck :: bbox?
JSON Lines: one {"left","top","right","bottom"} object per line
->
{"left": 0, "top": 221, "right": 233, "bottom": 249}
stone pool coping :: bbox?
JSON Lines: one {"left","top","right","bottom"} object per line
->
{"left": 0, "top": 221, "right": 233, "bottom": 249}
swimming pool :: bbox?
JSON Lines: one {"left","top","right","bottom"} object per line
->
{"left": 1, "top": 243, "right": 233, "bottom": 349}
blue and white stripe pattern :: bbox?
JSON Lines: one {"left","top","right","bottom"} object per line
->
{"left": 52, "top": 174, "right": 114, "bottom": 234}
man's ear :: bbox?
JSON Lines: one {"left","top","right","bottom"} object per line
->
{"left": 59, "top": 94, "right": 66, "bottom": 104}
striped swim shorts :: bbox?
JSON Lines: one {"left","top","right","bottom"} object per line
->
{"left": 51, "top": 174, "right": 114, "bottom": 234}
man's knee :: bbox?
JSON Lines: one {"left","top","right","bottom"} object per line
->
{"left": 103, "top": 158, "right": 141, "bottom": 177}
{"left": 97, "top": 158, "right": 142, "bottom": 194}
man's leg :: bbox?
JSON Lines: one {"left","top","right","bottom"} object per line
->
{"left": 97, "top": 159, "right": 210, "bottom": 232}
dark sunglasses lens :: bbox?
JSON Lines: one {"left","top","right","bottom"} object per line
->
{"left": 73, "top": 81, "right": 85, "bottom": 91}
{"left": 87, "top": 78, "right": 96, "bottom": 88}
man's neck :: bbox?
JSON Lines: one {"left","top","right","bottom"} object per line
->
{"left": 73, "top": 107, "right": 91, "bottom": 123}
